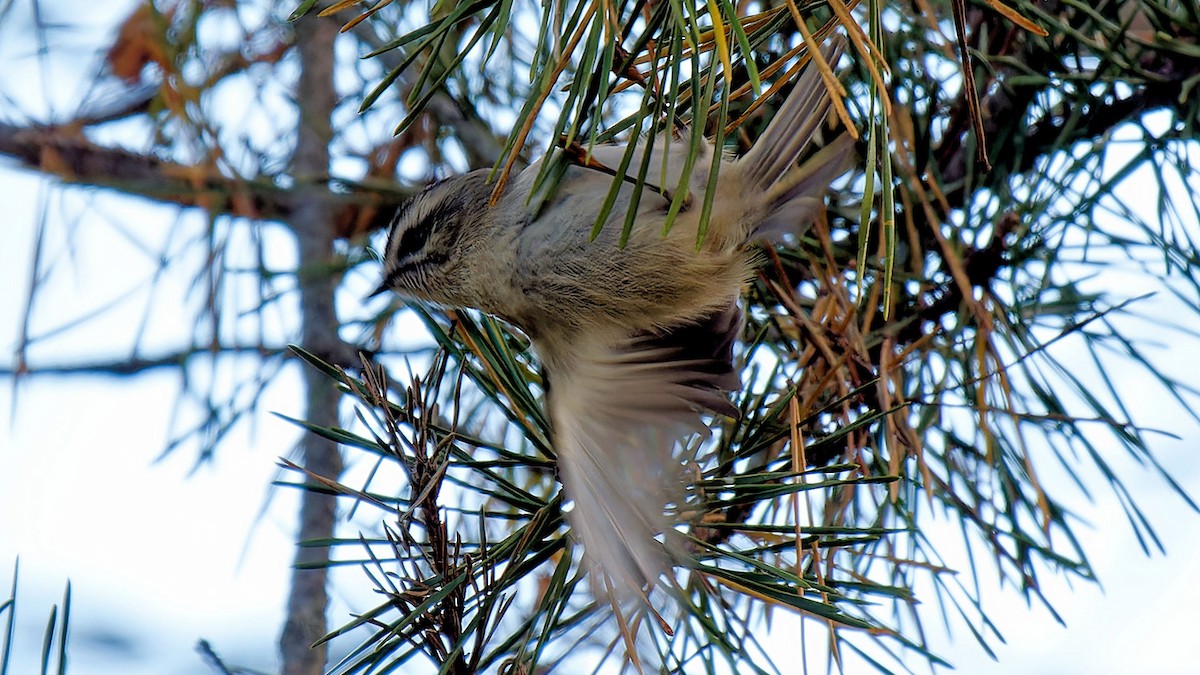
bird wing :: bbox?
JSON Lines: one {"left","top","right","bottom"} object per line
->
{"left": 538, "top": 303, "right": 742, "bottom": 595}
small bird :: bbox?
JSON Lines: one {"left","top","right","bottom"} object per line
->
{"left": 373, "top": 42, "right": 854, "bottom": 596}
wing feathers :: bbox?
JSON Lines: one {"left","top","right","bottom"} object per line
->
{"left": 542, "top": 304, "right": 742, "bottom": 593}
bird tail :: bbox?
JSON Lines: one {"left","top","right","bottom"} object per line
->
{"left": 737, "top": 38, "right": 856, "bottom": 242}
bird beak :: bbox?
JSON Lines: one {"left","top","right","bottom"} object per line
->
{"left": 367, "top": 280, "right": 391, "bottom": 300}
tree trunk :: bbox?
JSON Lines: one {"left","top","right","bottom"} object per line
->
{"left": 280, "top": 10, "right": 343, "bottom": 675}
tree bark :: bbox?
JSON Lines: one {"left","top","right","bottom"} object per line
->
{"left": 279, "top": 11, "right": 343, "bottom": 675}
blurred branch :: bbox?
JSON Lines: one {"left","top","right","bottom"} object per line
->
{"left": 0, "top": 120, "right": 410, "bottom": 235}
{"left": 349, "top": 21, "right": 507, "bottom": 170}
{"left": 0, "top": 346, "right": 290, "bottom": 378}
{"left": 71, "top": 82, "right": 159, "bottom": 126}
{"left": 423, "top": 90, "right": 506, "bottom": 170}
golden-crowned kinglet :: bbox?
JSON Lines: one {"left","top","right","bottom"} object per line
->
{"left": 373, "top": 40, "right": 855, "bottom": 596}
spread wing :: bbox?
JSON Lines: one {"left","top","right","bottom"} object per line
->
{"left": 537, "top": 304, "right": 742, "bottom": 594}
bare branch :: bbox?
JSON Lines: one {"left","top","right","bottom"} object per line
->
{"left": 0, "top": 121, "right": 411, "bottom": 234}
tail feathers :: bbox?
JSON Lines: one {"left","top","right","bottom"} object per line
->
{"left": 754, "top": 133, "right": 856, "bottom": 242}
{"left": 740, "top": 39, "right": 844, "bottom": 192}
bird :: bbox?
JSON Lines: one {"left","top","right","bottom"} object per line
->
{"left": 372, "top": 40, "right": 855, "bottom": 598}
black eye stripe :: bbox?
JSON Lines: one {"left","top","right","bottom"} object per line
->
{"left": 389, "top": 190, "right": 464, "bottom": 262}
{"left": 386, "top": 189, "right": 437, "bottom": 261}
{"left": 383, "top": 173, "right": 482, "bottom": 278}
{"left": 395, "top": 215, "right": 436, "bottom": 260}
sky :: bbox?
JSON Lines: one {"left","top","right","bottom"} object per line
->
{"left": 2, "top": 2, "right": 1200, "bottom": 674}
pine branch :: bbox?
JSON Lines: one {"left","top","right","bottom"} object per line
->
{"left": 935, "top": 5, "right": 1198, "bottom": 209}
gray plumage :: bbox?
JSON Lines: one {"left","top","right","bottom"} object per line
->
{"left": 375, "top": 42, "right": 855, "bottom": 597}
